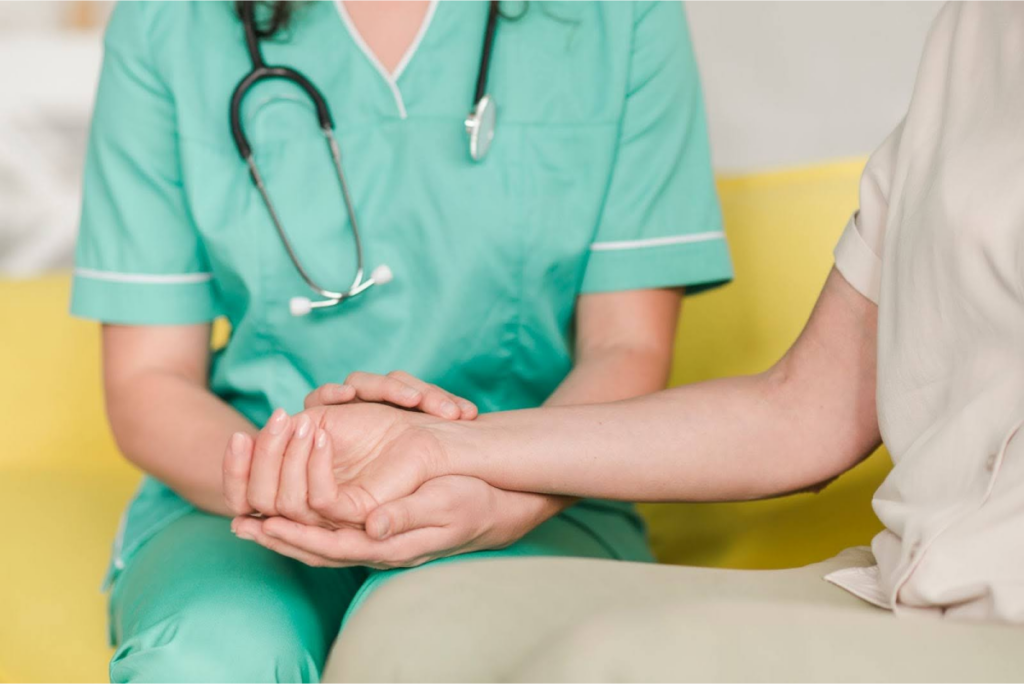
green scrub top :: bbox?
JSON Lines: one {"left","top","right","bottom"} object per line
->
{"left": 72, "top": 0, "right": 732, "bottom": 586}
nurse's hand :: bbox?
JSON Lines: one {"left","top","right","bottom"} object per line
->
{"left": 231, "top": 476, "right": 561, "bottom": 569}
{"left": 305, "top": 371, "right": 478, "bottom": 421}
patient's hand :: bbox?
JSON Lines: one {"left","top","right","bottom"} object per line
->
{"left": 223, "top": 400, "right": 451, "bottom": 525}
{"left": 222, "top": 373, "right": 472, "bottom": 523}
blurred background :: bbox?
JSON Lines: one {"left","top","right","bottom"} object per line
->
{"left": 0, "top": 0, "right": 940, "bottom": 276}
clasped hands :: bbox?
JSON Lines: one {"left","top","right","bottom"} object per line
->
{"left": 223, "top": 372, "right": 551, "bottom": 569}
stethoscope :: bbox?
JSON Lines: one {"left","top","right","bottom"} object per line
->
{"left": 230, "top": 1, "right": 500, "bottom": 317}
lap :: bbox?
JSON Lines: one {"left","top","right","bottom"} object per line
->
{"left": 323, "top": 548, "right": 1023, "bottom": 682}
{"left": 111, "top": 504, "right": 648, "bottom": 681}
{"left": 110, "top": 510, "right": 367, "bottom": 683}
{"left": 515, "top": 597, "right": 1024, "bottom": 682}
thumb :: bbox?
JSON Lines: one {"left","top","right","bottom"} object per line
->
{"left": 365, "top": 486, "right": 449, "bottom": 540}
{"left": 353, "top": 428, "right": 442, "bottom": 510}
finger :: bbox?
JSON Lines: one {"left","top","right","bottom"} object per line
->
{"left": 275, "top": 414, "right": 323, "bottom": 525}
{"left": 304, "top": 383, "right": 356, "bottom": 409}
{"left": 232, "top": 517, "right": 344, "bottom": 568}
{"left": 455, "top": 398, "right": 479, "bottom": 420}
{"left": 420, "top": 389, "right": 467, "bottom": 420}
{"left": 306, "top": 427, "right": 338, "bottom": 514}
{"left": 387, "top": 371, "right": 476, "bottom": 420}
{"left": 262, "top": 516, "right": 452, "bottom": 568}
{"left": 364, "top": 484, "right": 452, "bottom": 540}
{"left": 231, "top": 515, "right": 264, "bottom": 540}
{"left": 246, "top": 408, "right": 293, "bottom": 516}
{"left": 222, "top": 432, "right": 255, "bottom": 516}
{"left": 261, "top": 517, "right": 372, "bottom": 562}
{"left": 345, "top": 371, "right": 422, "bottom": 409}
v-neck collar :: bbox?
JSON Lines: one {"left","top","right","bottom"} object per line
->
{"left": 332, "top": 0, "right": 440, "bottom": 119}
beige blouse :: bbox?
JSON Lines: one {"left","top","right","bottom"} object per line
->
{"left": 827, "top": 1, "right": 1024, "bottom": 623}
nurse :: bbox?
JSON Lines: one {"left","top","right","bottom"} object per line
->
{"left": 72, "top": 1, "right": 731, "bottom": 681}
{"left": 227, "top": 4, "right": 1024, "bottom": 681}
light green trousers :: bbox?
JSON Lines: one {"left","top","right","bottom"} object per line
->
{"left": 108, "top": 506, "right": 650, "bottom": 683}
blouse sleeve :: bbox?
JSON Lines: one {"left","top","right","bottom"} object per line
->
{"left": 833, "top": 121, "right": 904, "bottom": 306}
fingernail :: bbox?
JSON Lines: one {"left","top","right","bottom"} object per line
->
{"left": 441, "top": 400, "right": 459, "bottom": 419}
{"left": 371, "top": 516, "right": 391, "bottom": 540}
{"left": 230, "top": 432, "right": 247, "bottom": 456}
{"left": 235, "top": 529, "right": 254, "bottom": 541}
{"left": 400, "top": 386, "right": 421, "bottom": 401}
{"left": 268, "top": 408, "right": 288, "bottom": 435}
{"left": 315, "top": 429, "right": 328, "bottom": 449}
{"left": 295, "top": 415, "right": 311, "bottom": 440}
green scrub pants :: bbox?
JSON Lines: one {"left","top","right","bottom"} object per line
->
{"left": 108, "top": 507, "right": 650, "bottom": 683}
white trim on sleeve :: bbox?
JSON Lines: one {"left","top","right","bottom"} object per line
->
{"left": 590, "top": 231, "right": 726, "bottom": 252}
{"left": 75, "top": 268, "right": 214, "bottom": 285}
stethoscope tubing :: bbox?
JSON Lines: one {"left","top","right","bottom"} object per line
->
{"left": 475, "top": 1, "right": 501, "bottom": 104}
{"left": 230, "top": 1, "right": 499, "bottom": 313}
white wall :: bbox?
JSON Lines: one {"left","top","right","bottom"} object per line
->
{"left": 0, "top": 3, "right": 69, "bottom": 30}
{"left": 0, "top": 2, "right": 111, "bottom": 32}
{"left": 688, "top": 1, "right": 942, "bottom": 171}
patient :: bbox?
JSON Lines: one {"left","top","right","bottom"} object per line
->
{"left": 228, "top": 3, "right": 1024, "bottom": 679}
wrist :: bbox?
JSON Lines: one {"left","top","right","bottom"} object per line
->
{"left": 427, "top": 417, "right": 487, "bottom": 479}
{"left": 490, "top": 488, "right": 573, "bottom": 545}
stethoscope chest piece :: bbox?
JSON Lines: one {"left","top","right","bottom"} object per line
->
{"left": 466, "top": 94, "right": 496, "bottom": 162}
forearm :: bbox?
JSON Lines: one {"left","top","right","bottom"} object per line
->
{"left": 437, "top": 269, "right": 880, "bottom": 503}
{"left": 106, "top": 372, "right": 255, "bottom": 516}
{"left": 445, "top": 347, "right": 668, "bottom": 531}
{"left": 445, "top": 368, "right": 862, "bottom": 502}
{"left": 518, "top": 345, "right": 673, "bottom": 514}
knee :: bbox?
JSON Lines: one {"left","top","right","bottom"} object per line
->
{"left": 110, "top": 603, "right": 324, "bottom": 683}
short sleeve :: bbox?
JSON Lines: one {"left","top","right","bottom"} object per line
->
{"left": 581, "top": 2, "right": 732, "bottom": 295}
{"left": 70, "top": 3, "right": 220, "bottom": 325}
{"left": 833, "top": 121, "right": 903, "bottom": 305}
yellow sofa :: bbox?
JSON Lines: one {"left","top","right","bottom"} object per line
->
{"left": 0, "top": 159, "right": 890, "bottom": 683}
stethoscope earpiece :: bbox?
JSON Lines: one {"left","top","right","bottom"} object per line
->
{"left": 370, "top": 263, "right": 394, "bottom": 286}
{"left": 289, "top": 297, "right": 314, "bottom": 318}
